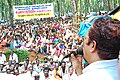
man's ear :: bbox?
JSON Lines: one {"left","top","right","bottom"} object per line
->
{"left": 90, "top": 40, "right": 96, "bottom": 53}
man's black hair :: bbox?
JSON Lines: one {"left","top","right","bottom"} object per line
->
{"left": 43, "top": 67, "right": 50, "bottom": 72}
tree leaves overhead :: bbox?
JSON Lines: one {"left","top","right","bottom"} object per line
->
{"left": 0, "top": 0, "right": 119, "bottom": 22}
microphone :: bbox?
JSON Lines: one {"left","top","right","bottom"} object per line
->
{"left": 62, "top": 47, "right": 83, "bottom": 60}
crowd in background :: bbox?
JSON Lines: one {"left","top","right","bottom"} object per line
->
{"left": 0, "top": 17, "right": 83, "bottom": 80}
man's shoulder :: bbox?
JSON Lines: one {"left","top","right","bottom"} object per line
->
{"left": 77, "top": 70, "right": 119, "bottom": 80}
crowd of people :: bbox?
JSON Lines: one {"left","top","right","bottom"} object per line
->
{"left": 0, "top": 17, "right": 83, "bottom": 80}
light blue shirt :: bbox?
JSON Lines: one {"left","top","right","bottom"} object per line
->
{"left": 77, "top": 59, "right": 119, "bottom": 80}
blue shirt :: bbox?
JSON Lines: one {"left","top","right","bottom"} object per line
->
{"left": 77, "top": 59, "right": 119, "bottom": 80}
{"left": 10, "top": 42, "right": 14, "bottom": 50}
{"left": 53, "top": 38, "right": 60, "bottom": 43}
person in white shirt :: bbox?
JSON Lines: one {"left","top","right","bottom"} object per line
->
{"left": 0, "top": 51, "right": 6, "bottom": 71}
{"left": 0, "top": 51, "right": 6, "bottom": 64}
{"left": 71, "top": 17, "right": 120, "bottom": 80}
{"left": 39, "top": 67, "right": 51, "bottom": 80}
{"left": 9, "top": 50, "right": 18, "bottom": 65}
{"left": 62, "top": 65, "right": 77, "bottom": 80}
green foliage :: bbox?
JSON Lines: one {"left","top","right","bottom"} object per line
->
{"left": 3, "top": 49, "right": 28, "bottom": 62}
{"left": 3, "top": 49, "right": 11, "bottom": 55}
{"left": 14, "top": 49, "right": 28, "bottom": 62}
{"left": 3, "top": 49, "right": 12, "bottom": 62}
{"left": 0, "top": 0, "right": 120, "bottom": 21}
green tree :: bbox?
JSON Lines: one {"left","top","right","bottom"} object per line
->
{"left": 1, "top": 0, "right": 4, "bottom": 20}
{"left": 56, "top": 0, "right": 60, "bottom": 18}
{"left": 0, "top": 0, "right": 119, "bottom": 24}
{"left": 7, "top": 0, "right": 14, "bottom": 25}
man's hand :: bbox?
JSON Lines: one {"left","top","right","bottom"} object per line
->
{"left": 71, "top": 54, "right": 83, "bottom": 76}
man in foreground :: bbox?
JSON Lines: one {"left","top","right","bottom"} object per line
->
{"left": 71, "top": 17, "right": 120, "bottom": 80}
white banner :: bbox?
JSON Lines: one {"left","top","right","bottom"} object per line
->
{"left": 13, "top": 3, "right": 54, "bottom": 19}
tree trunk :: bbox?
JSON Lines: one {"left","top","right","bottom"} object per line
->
{"left": 80, "top": 0, "right": 82, "bottom": 19}
{"left": 7, "top": 0, "right": 13, "bottom": 25}
{"left": 1, "top": 0, "right": 4, "bottom": 20}
{"left": 85, "top": 0, "right": 89, "bottom": 18}
{"left": 71, "top": 0, "right": 77, "bottom": 27}
{"left": 108, "top": 0, "right": 110, "bottom": 11}
{"left": 32, "top": 0, "right": 36, "bottom": 4}
{"left": 45, "top": 0, "right": 47, "bottom": 3}
{"left": 56, "top": 0, "right": 60, "bottom": 18}
{"left": 14, "top": 0, "right": 18, "bottom": 5}
{"left": 62, "top": 1, "right": 65, "bottom": 16}
{"left": 18, "top": 0, "right": 21, "bottom": 5}
{"left": 109, "top": 0, "right": 113, "bottom": 10}
{"left": 25, "top": 0, "right": 28, "bottom": 5}
{"left": 93, "top": 0, "right": 96, "bottom": 11}
{"left": 104, "top": 0, "right": 108, "bottom": 11}
{"left": 97, "top": 0, "right": 101, "bottom": 12}
{"left": 113, "top": 0, "right": 115, "bottom": 8}
{"left": 77, "top": 0, "right": 81, "bottom": 25}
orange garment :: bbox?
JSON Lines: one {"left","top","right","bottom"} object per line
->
{"left": 53, "top": 69, "right": 62, "bottom": 80}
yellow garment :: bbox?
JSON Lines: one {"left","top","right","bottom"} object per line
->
{"left": 30, "top": 38, "right": 34, "bottom": 42}
{"left": 111, "top": 10, "right": 120, "bottom": 21}
{"left": 53, "top": 69, "right": 62, "bottom": 80}
{"left": 35, "top": 45, "right": 39, "bottom": 48}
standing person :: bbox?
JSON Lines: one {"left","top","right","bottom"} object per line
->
{"left": 9, "top": 50, "right": 18, "bottom": 65}
{"left": 60, "top": 61, "right": 68, "bottom": 77}
{"left": 71, "top": 17, "right": 120, "bottom": 80}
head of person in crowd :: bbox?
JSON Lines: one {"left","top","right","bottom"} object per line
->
{"left": 14, "top": 69, "right": 19, "bottom": 76}
{"left": 44, "top": 57, "right": 48, "bottom": 63}
{"left": 49, "top": 58, "right": 54, "bottom": 65}
{"left": 49, "top": 65, "right": 55, "bottom": 71}
{"left": 61, "top": 61, "right": 66, "bottom": 73}
{"left": 54, "top": 62, "right": 60, "bottom": 71}
{"left": 83, "top": 17, "right": 120, "bottom": 64}
{"left": 68, "top": 65, "right": 74, "bottom": 76}
{"left": 25, "top": 57, "right": 29, "bottom": 64}
{"left": 43, "top": 67, "right": 50, "bottom": 78}
{"left": 6, "top": 69, "right": 11, "bottom": 74}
